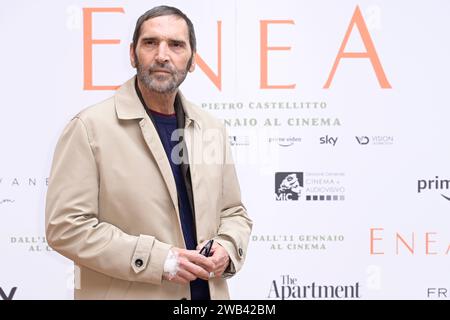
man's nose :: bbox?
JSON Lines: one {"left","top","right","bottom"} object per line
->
{"left": 155, "top": 42, "right": 169, "bottom": 64}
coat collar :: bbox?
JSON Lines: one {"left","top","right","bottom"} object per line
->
{"left": 114, "top": 76, "right": 202, "bottom": 235}
{"left": 115, "top": 76, "right": 202, "bottom": 128}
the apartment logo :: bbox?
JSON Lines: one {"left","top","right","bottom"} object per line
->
{"left": 268, "top": 275, "right": 361, "bottom": 299}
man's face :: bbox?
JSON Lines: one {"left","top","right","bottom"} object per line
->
{"left": 131, "top": 15, "right": 195, "bottom": 93}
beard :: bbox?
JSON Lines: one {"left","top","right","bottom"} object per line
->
{"left": 135, "top": 56, "right": 190, "bottom": 94}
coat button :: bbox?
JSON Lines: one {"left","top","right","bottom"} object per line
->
{"left": 135, "top": 259, "right": 143, "bottom": 268}
{"left": 238, "top": 248, "right": 244, "bottom": 257}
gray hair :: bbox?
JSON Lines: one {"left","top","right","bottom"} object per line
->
{"left": 132, "top": 5, "right": 197, "bottom": 55}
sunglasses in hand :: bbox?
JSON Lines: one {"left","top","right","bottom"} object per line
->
{"left": 199, "top": 239, "right": 214, "bottom": 257}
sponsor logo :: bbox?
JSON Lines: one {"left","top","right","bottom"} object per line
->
{"left": 0, "top": 287, "right": 17, "bottom": 300}
{"left": 275, "top": 172, "right": 303, "bottom": 201}
{"left": 320, "top": 135, "right": 338, "bottom": 146}
{"left": 229, "top": 135, "right": 250, "bottom": 146}
{"left": 268, "top": 136, "right": 302, "bottom": 147}
{"left": 275, "top": 172, "right": 346, "bottom": 202}
{"left": 268, "top": 275, "right": 361, "bottom": 299}
{"left": 355, "top": 136, "right": 394, "bottom": 145}
{"left": 0, "top": 199, "right": 15, "bottom": 205}
{"left": 417, "top": 176, "right": 450, "bottom": 201}
{"left": 355, "top": 136, "right": 369, "bottom": 145}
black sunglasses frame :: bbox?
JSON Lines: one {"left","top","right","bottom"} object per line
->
{"left": 199, "top": 239, "right": 214, "bottom": 257}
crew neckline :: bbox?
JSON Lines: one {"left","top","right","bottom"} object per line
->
{"left": 149, "top": 109, "right": 176, "bottom": 117}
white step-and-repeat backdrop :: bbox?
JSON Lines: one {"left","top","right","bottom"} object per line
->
{"left": 1, "top": 0, "right": 449, "bottom": 299}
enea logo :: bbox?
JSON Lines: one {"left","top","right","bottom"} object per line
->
{"left": 0, "top": 287, "right": 17, "bottom": 300}
{"left": 355, "top": 136, "right": 369, "bottom": 145}
{"left": 275, "top": 172, "right": 303, "bottom": 201}
{"left": 417, "top": 176, "right": 450, "bottom": 201}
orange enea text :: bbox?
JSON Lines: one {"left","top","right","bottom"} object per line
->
{"left": 323, "top": 6, "right": 391, "bottom": 89}
{"left": 83, "top": 6, "right": 391, "bottom": 91}
{"left": 370, "top": 228, "right": 450, "bottom": 255}
{"left": 83, "top": 8, "right": 124, "bottom": 90}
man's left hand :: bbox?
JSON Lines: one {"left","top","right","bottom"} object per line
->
{"left": 197, "top": 240, "right": 230, "bottom": 279}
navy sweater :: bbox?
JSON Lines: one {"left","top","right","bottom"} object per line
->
{"left": 150, "top": 110, "right": 210, "bottom": 300}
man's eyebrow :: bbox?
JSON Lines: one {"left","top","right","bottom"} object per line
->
{"left": 140, "top": 37, "right": 158, "bottom": 42}
{"left": 168, "top": 39, "right": 188, "bottom": 47}
{"left": 140, "top": 37, "right": 187, "bottom": 44}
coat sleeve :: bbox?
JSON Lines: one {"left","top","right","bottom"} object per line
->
{"left": 213, "top": 125, "right": 253, "bottom": 278}
{"left": 45, "top": 117, "right": 171, "bottom": 285}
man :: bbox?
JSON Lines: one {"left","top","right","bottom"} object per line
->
{"left": 45, "top": 5, "right": 252, "bottom": 300}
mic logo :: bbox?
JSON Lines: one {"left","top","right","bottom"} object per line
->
{"left": 275, "top": 172, "right": 303, "bottom": 201}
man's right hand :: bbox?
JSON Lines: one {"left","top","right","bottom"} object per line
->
{"left": 162, "top": 247, "right": 216, "bottom": 284}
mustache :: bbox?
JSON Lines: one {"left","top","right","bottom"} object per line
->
{"left": 148, "top": 64, "right": 175, "bottom": 74}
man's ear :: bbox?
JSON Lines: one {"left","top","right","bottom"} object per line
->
{"left": 130, "top": 43, "right": 136, "bottom": 68}
{"left": 188, "top": 53, "right": 196, "bottom": 73}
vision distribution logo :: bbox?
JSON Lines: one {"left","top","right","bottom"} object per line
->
{"left": 355, "top": 135, "right": 394, "bottom": 146}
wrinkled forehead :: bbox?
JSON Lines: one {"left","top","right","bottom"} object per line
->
{"left": 138, "top": 15, "right": 190, "bottom": 44}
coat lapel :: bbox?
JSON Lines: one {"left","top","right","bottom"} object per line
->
{"left": 138, "top": 117, "right": 180, "bottom": 216}
{"left": 114, "top": 77, "right": 180, "bottom": 217}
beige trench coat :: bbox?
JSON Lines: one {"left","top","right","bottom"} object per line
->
{"left": 45, "top": 77, "right": 253, "bottom": 299}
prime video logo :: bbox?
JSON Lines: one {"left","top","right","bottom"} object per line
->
{"left": 417, "top": 176, "right": 450, "bottom": 201}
